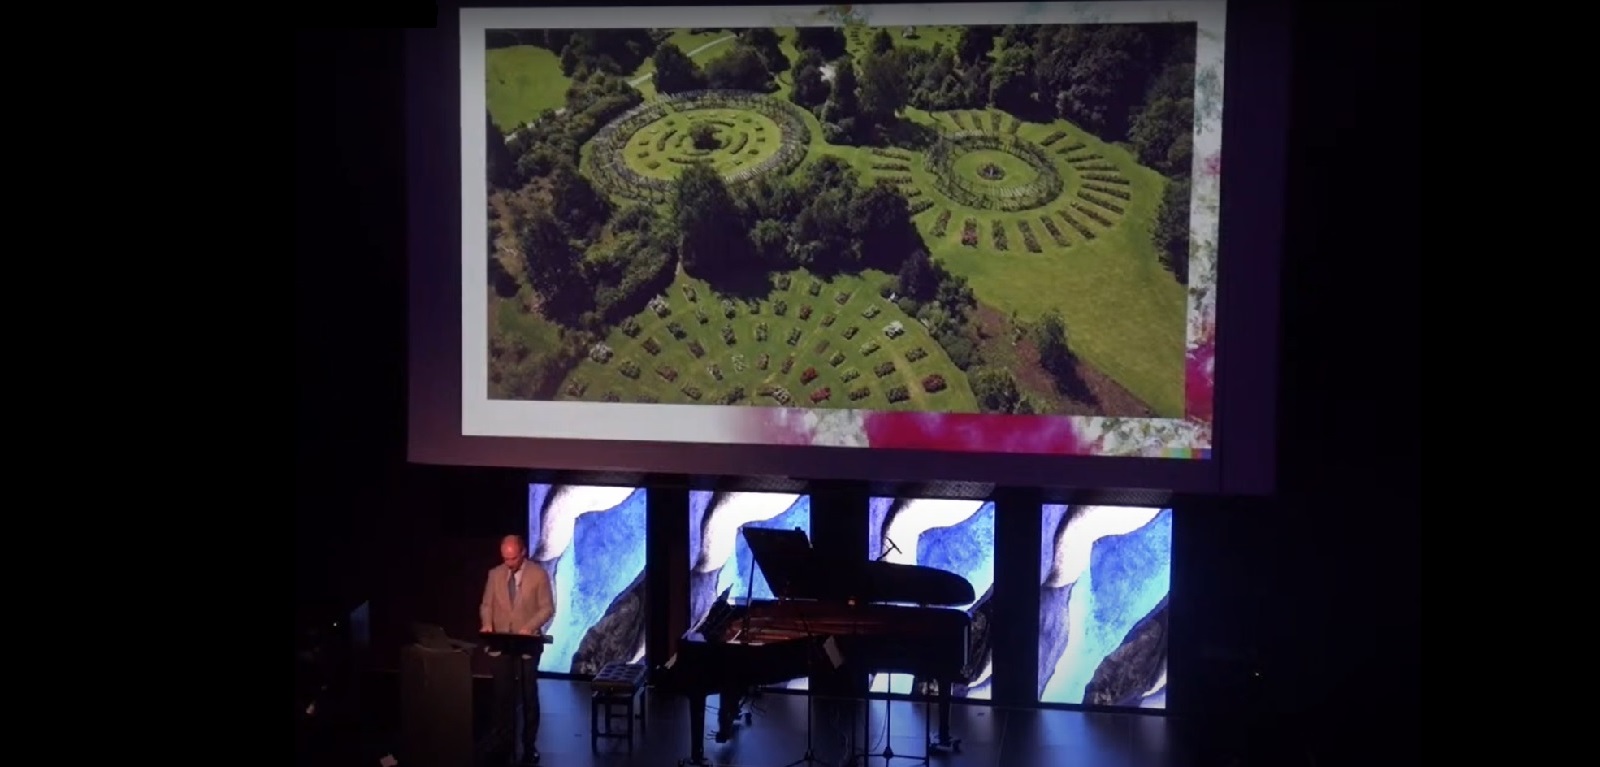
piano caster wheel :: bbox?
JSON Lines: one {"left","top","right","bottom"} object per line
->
{"left": 930, "top": 738, "right": 962, "bottom": 754}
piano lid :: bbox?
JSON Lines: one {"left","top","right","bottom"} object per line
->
{"left": 743, "top": 527, "right": 976, "bottom": 607}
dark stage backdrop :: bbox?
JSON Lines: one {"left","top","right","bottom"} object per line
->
{"left": 526, "top": 484, "right": 649, "bottom": 675}
{"left": 866, "top": 496, "right": 995, "bottom": 700}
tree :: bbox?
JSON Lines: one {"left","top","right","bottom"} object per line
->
{"left": 485, "top": 112, "right": 518, "bottom": 190}
{"left": 857, "top": 50, "right": 909, "bottom": 125}
{"left": 956, "top": 26, "right": 996, "bottom": 63}
{"left": 1034, "top": 310, "right": 1074, "bottom": 380}
{"left": 870, "top": 28, "right": 895, "bottom": 55}
{"left": 548, "top": 161, "right": 610, "bottom": 240}
{"left": 518, "top": 209, "right": 585, "bottom": 314}
{"left": 972, "top": 367, "right": 1024, "bottom": 414}
{"left": 1128, "top": 61, "right": 1196, "bottom": 176}
{"left": 791, "top": 65, "right": 831, "bottom": 109}
{"left": 794, "top": 27, "right": 847, "bottom": 59}
{"left": 689, "top": 123, "right": 719, "bottom": 150}
{"left": 704, "top": 44, "right": 771, "bottom": 91}
{"left": 1151, "top": 177, "right": 1191, "bottom": 284}
{"left": 848, "top": 184, "right": 916, "bottom": 268}
{"left": 674, "top": 165, "right": 748, "bottom": 278}
{"left": 822, "top": 60, "right": 861, "bottom": 141}
{"left": 989, "top": 45, "right": 1035, "bottom": 112}
{"left": 651, "top": 43, "right": 705, "bottom": 95}
{"left": 743, "top": 28, "right": 790, "bottom": 73}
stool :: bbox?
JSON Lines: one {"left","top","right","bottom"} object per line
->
{"left": 589, "top": 662, "right": 648, "bottom": 749}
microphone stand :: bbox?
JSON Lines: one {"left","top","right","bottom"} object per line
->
{"left": 780, "top": 569, "right": 827, "bottom": 767}
{"left": 856, "top": 536, "right": 929, "bottom": 766}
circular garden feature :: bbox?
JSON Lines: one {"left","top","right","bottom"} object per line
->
{"left": 924, "top": 130, "right": 1064, "bottom": 213}
{"left": 585, "top": 89, "right": 813, "bottom": 203}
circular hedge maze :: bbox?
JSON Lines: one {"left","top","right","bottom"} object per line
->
{"left": 586, "top": 90, "right": 813, "bottom": 204}
{"left": 888, "top": 110, "right": 1139, "bottom": 256}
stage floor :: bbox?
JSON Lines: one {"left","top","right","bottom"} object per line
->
{"left": 335, "top": 675, "right": 1187, "bottom": 767}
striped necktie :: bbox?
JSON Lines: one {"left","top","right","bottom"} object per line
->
{"left": 507, "top": 569, "right": 518, "bottom": 607}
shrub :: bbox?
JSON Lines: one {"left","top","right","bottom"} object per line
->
{"left": 843, "top": 326, "right": 860, "bottom": 340}
{"left": 758, "top": 352, "right": 770, "bottom": 370}
{"left": 620, "top": 317, "right": 642, "bottom": 338}
{"left": 886, "top": 385, "right": 911, "bottom": 403}
{"left": 922, "top": 374, "right": 947, "bottom": 393}
{"left": 961, "top": 218, "right": 979, "bottom": 247}
{"left": 695, "top": 307, "right": 709, "bottom": 324}
{"left": 861, "top": 341, "right": 881, "bottom": 355}
{"left": 620, "top": 360, "right": 642, "bottom": 379}
{"left": 682, "top": 385, "right": 703, "bottom": 400}
{"left": 775, "top": 275, "right": 792, "bottom": 290}
{"left": 800, "top": 366, "right": 819, "bottom": 384}
{"left": 1065, "top": 153, "right": 1100, "bottom": 163}
{"left": 814, "top": 338, "right": 830, "bottom": 354}
{"left": 841, "top": 367, "right": 861, "bottom": 382}
{"left": 989, "top": 112, "right": 1003, "bottom": 131}
{"left": 781, "top": 355, "right": 796, "bottom": 374}
{"left": 834, "top": 290, "right": 851, "bottom": 305}
{"left": 710, "top": 364, "right": 725, "bottom": 381}
{"left": 723, "top": 299, "right": 738, "bottom": 319}
{"left": 774, "top": 300, "right": 789, "bottom": 316}
{"left": 1060, "top": 142, "right": 1087, "bottom": 153}
{"left": 1075, "top": 192, "right": 1125, "bottom": 215}
{"left": 786, "top": 328, "right": 802, "bottom": 346}
{"left": 932, "top": 209, "right": 952, "bottom": 237}
{"left": 717, "top": 386, "right": 746, "bottom": 405}
{"left": 909, "top": 199, "right": 935, "bottom": 216}
{"left": 1040, "top": 216, "right": 1069, "bottom": 246}
{"left": 821, "top": 313, "right": 837, "bottom": 327}
{"left": 721, "top": 324, "right": 736, "bottom": 344}
{"left": 565, "top": 380, "right": 587, "bottom": 397}
{"left": 1017, "top": 221, "right": 1043, "bottom": 253}
{"left": 682, "top": 285, "right": 698, "bottom": 301}
{"left": 873, "top": 361, "right": 896, "bottom": 377}
{"left": 656, "top": 365, "right": 678, "bottom": 382}
{"left": 848, "top": 386, "right": 871, "bottom": 401}
{"left": 809, "top": 387, "right": 831, "bottom": 403}
{"left": 799, "top": 305, "right": 813, "bottom": 320}
{"left": 829, "top": 351, "right": 846, "bottom": 366}
{"left": 688, "top": 340, "right": 706, "bottom": 358}
{"left": 1072, "top": 202, "right": 1114, "bottom": 226}
{"left": 642, "top": 337, "right": 662, "bottom": 355}
{"left": 905, "top": 347, "right": 928, "bottom": 362}
{"left": 809, "top": 281, "right": 822, "bottom": 297}
{"left": 747, "top": 299, "right": 761, "bottom": 315}
{"left": 861, "top": 305, "right": 881, "bottom": 319}
{"left": 991, "top": 221, "right": 1009, "bottom": 251}
{"left": 667, "top": 321, "right": 687, "bottom": 339}
{"left": 603, "top": 391, "right": 621, "bottom": 402}
{"left": 1082, "top": 172, "right": 1129, "bottom": 185}
{"left": 1040, "top": 131, "right": 1067, "bottom": 147}
{"left": 1058, "top": 210, "right": 1095, "bottom": 240}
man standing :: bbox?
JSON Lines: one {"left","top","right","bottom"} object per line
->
{"left": 480, "top": 534, "right": 554, "bottom": 765}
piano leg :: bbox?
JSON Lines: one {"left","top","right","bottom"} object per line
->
{"left": 683, "top": 693, "right": 710, "bottom": 767}
{"left": 930, "top": 679, "right": 962, "bottom": 753}
{"left": 715, "top": 688, "right": 746, "bottom": 741}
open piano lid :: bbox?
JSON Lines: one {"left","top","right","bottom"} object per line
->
{"left": 742, "top": 527, "right": 976, "bottom": 607}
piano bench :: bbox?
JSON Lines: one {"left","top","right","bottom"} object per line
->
{"left": 589, "top": 662, "right": 648, "bottom": 749}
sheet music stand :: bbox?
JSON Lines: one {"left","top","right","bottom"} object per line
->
{"left": 479, "top": 633, "right": 553, "bottom": 765}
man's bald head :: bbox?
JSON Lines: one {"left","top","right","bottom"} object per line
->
{"left": 500, "top": 535, "right": 527, "bottom": 570}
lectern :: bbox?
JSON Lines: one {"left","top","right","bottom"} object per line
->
{"left": 400, "top": 642, "right": 474, "bottom": 767}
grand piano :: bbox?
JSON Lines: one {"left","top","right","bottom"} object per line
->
{"left": 658, "top": 528, "right": 974, "bottom": 766}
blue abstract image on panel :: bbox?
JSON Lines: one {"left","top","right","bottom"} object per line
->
{"left": 527, "top": 484, "right": 648, "bottom": 676}
{"left": 1037, "top": 505, "right": 1171, "bottom": 709}
{"left": 687, "top": 491, "right": 811, "bottom": 689}
{"left": 867, "top": 497, "right": 994, "bottom": 699}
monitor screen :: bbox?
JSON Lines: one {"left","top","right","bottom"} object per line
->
{"left": 867, "top": 496, "right": 994, "bottom": 699}
{"left": 526, "top": 483, "right": 649, "bottom": 675}
{"left": 1038, "top": 504, "right": 1170, "bottom": 708}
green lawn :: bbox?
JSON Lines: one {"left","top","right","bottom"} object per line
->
{"left": 627, "top": 30, "right": 737, "bottom": 99}
{"left": 499, "top": 26, "right": 1188, "bottom": 417}
{"left": 486, "top": 45, "right": 572, "bottom": 133}
{"left": 623, "top": 108, "right": 784, "bottom": 179}
{"left": 558, "top": 270, "right": 978, "bottom": 413}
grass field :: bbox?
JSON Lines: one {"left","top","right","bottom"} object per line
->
{"left": 623, "top": 108, "right": 784, "bottom": 178}
{"left": 559, "top": 270, "right": 979, "bottom": 412}
{"left": 494, "top": 26, "right": 1189, "bottom": 417}
{"left": 486, "top": 45, "right": 572, "bottom": 132}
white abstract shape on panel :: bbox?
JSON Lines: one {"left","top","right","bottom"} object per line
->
{"left": 1043, "top": 506, "right": 1161, "bottom": 588}
{"left": 534, "top": 485, "right": 637, "bottom": 562}
{"left": 882, "top": 499, "right": 985, "bottom": 565}
{"left": 695, "top": 492, "right": 801, "bottom": 573}
{"left": 1143, "top": 662, "right": 1167, "bottom": 701}
{"left": 968, "top": 657, "right": 994, "bottom": 692}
